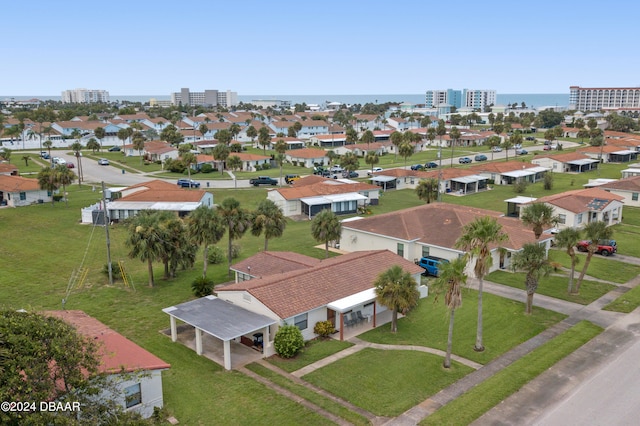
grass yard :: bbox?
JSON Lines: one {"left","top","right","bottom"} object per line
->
{"left": 603, "top": 285, "right": 640, "bottom": 313}
{"left": 357, "top": 291, "right": 566, "bottom": 366}
{"left": 246, "top": 363, "right": 370, "bottom": 426}
{"left": 422, "top": 321, "right": 603, "bottom": 425}
{"left": 548, "top": 249, "right": 640, "bottom": 284}
{"left": 302, "top": 348, "right": 473, "bottom": 417}
{"left": 267, "top": 339, "right": 354, "bottom": 373}
{"left": 485, "top": 270, "right": 616, "bottom": 305}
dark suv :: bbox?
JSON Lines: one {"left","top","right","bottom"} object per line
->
{"left": 250, "top": 176, "right": 278, "bottom": 186}
{"left": 177, "top": 179, "right": 200, "bottom": 188}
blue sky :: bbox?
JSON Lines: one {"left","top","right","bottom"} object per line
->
{"left": 2, "top": 0, "right": 639, "bottom": 96}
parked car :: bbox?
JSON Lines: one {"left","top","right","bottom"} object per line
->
{"left": 458, "top": 157, "right": 472, "bottom": 164}
{"left": 416, "top": 256, "right": 449, "bottom": 277}
{"left": 177, "top": 179, "right": 201, "bottom": 188}
{"left": 98, "top": 158, "right": 110, "bottom": 165}
{"left": 424, "top": 162, "right": 438, "bottom": 168}
{"left": 410, "top": 164, "right": 424, "bottom": 171}
{"left": 576, "top": 239, "right": 617, "bottom": 256}
{"left": 66, "top": 162, "right": 75, "bottom": 168}
{"left": 491, "top": 146, "right": 503, "bottom": 152}
{"left": 342, "top": 170, "right": 359, "bottom": 178}
{"left": 367, "top": 167, "right": 383, "bottom": 176}
{"left": 108, "top": 146, "right": 121, "bottom": 152}
{"left": 56, "top": 158, "right": 66, "bottom": 165}
{"left": 543, "top": 145, "right": 552, "bottom": 151}
{"left": 329, "top": 165, "right": 343, "bottom": 173}
{"left": 514, "top": 144, "right": 522, "bottom": 149}
{"left": 285, "top": 174, "right": 300, "bottom": 184}
{"left": 249, "top": 176, "right": 278, "bottom": 186}
{"left": 516, "top": 149, "right": 528, "bottom": 155}
{"left": 525, "top": 136, "right": 536, "bottom": 141}
{"left": 474, "top": 154, "right": 488, "bottom": 162}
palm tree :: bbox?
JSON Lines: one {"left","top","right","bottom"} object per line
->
{"left": 218, "top": 198, "right": 251, "bottom": 275}
{"left": 374, "top": 265, "right": 419, "bottom": 333}
{"left": 37, "top": 167, "right": 58, "bottom": 205}
{"left": 181, "top": 151, "right": 196, "bottom": 181}
{"left": 132, "top": 131, "right": 146, "bottom": 164}
{"left": 274, "top": 139, "right": 287, "bottom": 185}
{"left": 55, "top": 164, "right": 75, "bottom": 207}
{"left": 246, "top": 125, "right": 257, "bottom": 145}
{"left": 415, "top": 178, "right": 439, "bottom": 204}
{"left": 360, "top": 130, "right": 374, "bottom": 150}
{"left": 340, "top": 152, "right": 360, "bottom": 174}
{"left": 70, "top": 141, "right": 84, "bottom": 185}
{"left": 365, "top": 151, "right": 379, "bottom": 175}
{"left": 448, "top": 126, "right": 461, "bottom": 168}
{"left": 554, "top": 228, "right": 582, "bottom": 293}
{"left": 21, "top": 155, "right": 30, "bottom": 167}
{"left": 187, "top": 205, "right": 225, "bottom": 278}
{"left": 398, "top": 142, "right": 414, "bottom": 169}
{"left": 227, "top": 155, "right": 242, "bottom": 172}
{"left": 125, "top": 210, "right": 165, "bottom": 287}
{"left": 117, "top": 128, "right": 129, "bottom": 151}
{"left": 86, "top": 138, "right": 100, "bottom": 154}
{"left": 229, "top": 123, "right": 241, "bottom": 141}
{"left": 575, "top": 221, "right": 613, "bottom": 294}
{"left": 433, "top": 257, "right": 468, "bottom": 368}
{"left": 455, "top": 216, "right": 507, "bottom": 352}
{"left": 94, "top": 127, "right": 105, "bottom": 150}
{"left": 213, "top": 143, "right": 230, "bottom": 175}
{"left": 511, "top": 243, "right": 553, "bottom": 314}
{"left": 43, "top": 140, "right": 53, "bottom": 160}
{"left": 520, "top": 203, "right": 559, "bottom": 239}
{"left": 251, "top": 199, "right": 287, "bottom": 250}
{"left": 258, "top": 127, "right": 271, "bottom": 154}
{"left": 390, "top": 131, "right": 403, "bottom": 160}
{"left": 310, "top": 209, "right": 342, "bottom": 258}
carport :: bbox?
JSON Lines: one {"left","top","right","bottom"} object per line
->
{"left": 566, "top": 158, "right": 599, "bottom": 172}
{"left": 609, "top": 150, "right": 638, "bottom": 163}
{"left": 163, "top": 295, "right": 276, "bottom": 370}
{"left": 501, "top": 166, "right": 548, "bottom": 184}
{"left": 450, "top": 174, "right": 487, "bottom": 194}
{"left": 369, "top": 175, "right": 397, "bottom": 190}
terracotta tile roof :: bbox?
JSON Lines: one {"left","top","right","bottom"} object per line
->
{"left": 0, "top": 175, "right": 40, "bottom": 191}
{"left": 313, "top": 134, "right": 347, "bottom": 141}
{"left": 606, "top": 138, "right": 640, "bottom": 147}
{"left": 45, "top": 310, "right": 170, "bottom": 373}
{"left": 376, "top": 167, "right": 480, "bottom": 181}
{"left": 0, "top": 163, "right": 18, "bottom": 174}
{"left": 534, "top": 188, "right": 624, "bottom": 213}
{"left": 577, "top": 145, "right": 630, "bottom": 154}
{"left": 342, "top": 202, "right": 545, "bottom": 252}
{"left": 275, "top": 177, "right": 378, "bottom": 200}
{"left": 533, "top": 152, "right": 592, "bottom": 162}
{"left": 285, "top": 148, "right": 328, "bottom": 159}
{"left": 144, "top": 140, "right": 177, "bottom": 154}
{"left": 231, "top": 251, "right": 321, "bottom": 277}
{"left": 55, "top": 121, "right": 105, "bottom": 131}
{"left": 218, "top": 250, "right": 423, "bottom": 319}
{"left": 115, "top": 113, "right": 151, "bottom": 121}
{"left": 469, "top": 161, "right": 540, "bottom": 174}
{"left": 230, "top": 152, "right": 270, "bottom": 161}
{"left": 599, "top": 175, "right": 640, "bottom": 192}
{"left": 121, "top": 180, "right": 207, "bottom": 202}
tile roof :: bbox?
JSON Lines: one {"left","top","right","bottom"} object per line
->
{"left": 231, "top": 251, "right": 321, "bottom": 277}
{"left": 342, "top": 202, "right": 545, "bottom": 251}
{"left": 0, "top": 175, "right": 41, "bottom": 192}
{"left": 121, "top": 180, "right": 208, "bottom": 202}
{"left": 533, "top": 152, "right": 592, "bottom": 162}
{"left": 217, "top": 250, "right": 423, "bottom": 319}
{"left": 0, "top": 163, "right": 18, "bottom": 174}
{"left": 275, "top": 176, "right": 378, "bottom": 200}
{"left": 45, "top": 310, "right": 170, "bottom": 373}
{"left": 534, "top": 188, "right": 624, "bottom": 213}
{"left": 577, "top": 145, "right": 630, "bottom": 154}
{"left": 285, "top": 148, "right": 328, "bottom": 159}
{"left": 144, "top": 140, "right": 177, "bottom": 154}
{"left": 469, "top": 161, "right": 540, "bottom": 174}
{"left": 599, "top": 175, "right": 640, "bottom": 192}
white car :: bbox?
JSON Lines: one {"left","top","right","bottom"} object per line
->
{"left": 98, "top": 158, "right": 110, "bottom": 166}
{"left": 55, "top": 157, "right": 66, "bottom": 165}
{"left": 367, "top": 167, "right": 383, "bottom": 176}
{"left": 491, "top": 146, "right": 503, "bottom": 152}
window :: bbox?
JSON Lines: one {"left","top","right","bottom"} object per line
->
{"left": 633, "top": 192, "right": 639, "bottom": 201}
{"left": 558, "top": 214, "right": 566, "bottom": 224}
{"left": 422, "top": 246, "right": 430, "bottom": 257}
{"left": 124, "top": 383, "right": 142, "bottom": 408}
{"left": 576, "top": 213, "right": 583, "bottom": 224}
{"left": 19, "top": 192, "right": 26, "bottom": 201}
{"left": 397, "top": 243, "right": 404, "bottom": 257}
{"left": 294, "top": 313, "right": 308, "bottom": 331}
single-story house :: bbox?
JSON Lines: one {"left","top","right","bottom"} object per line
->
{"left": 598, "top": 176, "right": 640, "bottom": 207}
{"left": 230, "top": 251, "right": 321, "bottom": 282}
{"left": 308, "top": 134, "right": 348, "bottom": 148}
{"left": 102, "top": 180, "right": 214, "bottom": 223}
{"left": 340, "top": 202, "right": 552, "bottom": 276}
{"left": 531, "top": 152, "right": 600, "bottom": 173}
{"left": 45, "top": 310, "right": 170, "bottom": 419}
{"left": 227, "top": 152, "right": 271, "bottom": 171}
{"left": 0, "top": 163, "right": 18, "bottom": 176}
{"left": 267, "top": 175, "right": 380, "bottom": 218}
{"left": 143, "top": 141, "right": 180, "bottom": 163}
{"left": 267, "top": 136, "right": 305, "bottom": 150}
{"left": 0, "top": 175, "right": 52, "bottom": 207}
{"left": 284, "top": 148, "right": 329, "bottom": 168}
{"left": 332, "top": 141, "right": 390, "bottom": 157}
{"left": 621, "top": 163, "right": 640, "bottom": 179}
{"left": 577, "top": 145, "right": 638, "bottom": 163}
{"left": 531, "top": 187, "right": 624, "bottom": 230}
{"left": 469, "top": 161, "right": 549, "bottom": 185}
{"left": 369, "top": 168, "right": 488, "bottom": 195}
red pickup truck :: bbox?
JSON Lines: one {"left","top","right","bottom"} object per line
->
{"left": 576, "top": 239, "right": 617, "bottom": 256}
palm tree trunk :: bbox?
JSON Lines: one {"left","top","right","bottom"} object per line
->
{"left": 325, "top": 241, "right": 329, "bottom": 259}
{"left": 475, "top": 277, "right": 485, "bottom": 351}
{"left": 391, "top": 309, "right": 398, "bottom": 333}
{"left": 567, "top": 255, "right": 576, "bottom": 293}
{"left": 202, "top": 246, "right": 209, "bottom": 278}
{"left": 526, "top": 293, "right": 534, "bottom": 315}
{"left": 163, "top": 260, "right": 170, "bottom": 279}
{"left": 228, "top": 236, "right": 233, "bottom": 276}
{"left": 444, "top": 308, "right": 455, "bottom": 368}
{"left": 147, "top": 259, "right": 155, "bottom": 287}
{"left": 63, "top": 184, "right": 68, "bottom": 207}
{"left": 575, "top": 252, "right": 594, "bottom": 294}
{"left": 264, "top": 237, "right": 269, "bottom": 251}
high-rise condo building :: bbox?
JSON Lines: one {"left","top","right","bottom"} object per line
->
{"left": 462, "top": 89, "right": 496, "bottom": 110}
{"left": 425, "top": 89, "right": 496, "bottom": 110}
{"left": 170, "top": 88, "right": 238, "bottom": 107}
{"left": 569, "top": 86, "right": 640, "bottom": 111}
{"left": 61, "top": 88, "right": 110, "bottom": 103}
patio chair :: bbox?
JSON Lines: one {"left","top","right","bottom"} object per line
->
{"left": 350, "top": 312, "right": 360, "bottom": 325}
{"left": 356, "top": 311, "right": 366, "bottom": 323}
{"left": 344, "top": 314, "right": 355, "bottom": 327}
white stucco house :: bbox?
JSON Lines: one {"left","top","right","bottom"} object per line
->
{"left": 531, "top": 152, "right": 599, "bottom": 173}
{"left": 46, "top": 310, "right": 170, "bottom": 419}
{"left": 284, "top": 148, "right": 329, "bottom": 168}
{"left": 0, "top": 175, "right": 52, "bottom": 207}
{"left": 599, "top": 176, "right": 640, "bottom": 207}
{"left": 340, "top": 202, "right": 552, "bottom": 276}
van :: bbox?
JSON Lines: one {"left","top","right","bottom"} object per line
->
{"left": 416, "top": 256, "right": 448, "bottom": 277}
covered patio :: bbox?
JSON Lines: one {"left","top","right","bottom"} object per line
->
{"left": 163, "top": 296, "right": 277, "bottom": 370}
{"left": 449, "top": 174, "right": 487, "bottom": 195}
{"left": 370, "top": 175, "right": 397, "bottom": 191}
{"left": 566, "top": 158, "right": 599, "bottom": 173}
{"left": 300, "top": 193, "right": 366, "bottom": 218}
{"left": 326, "top": 288, "right": 386, "bottom": 341}
{"left": 500, "top": 166, "right": 548, "bottom": 184}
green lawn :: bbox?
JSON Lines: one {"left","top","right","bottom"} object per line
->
{"left": 485, "top": 270, "right": 616, "bottom": 305}
{"left": 303, "top": 348, "right": 473, "bottom": 417}
{"left": 422, "top": 321, "right": 603, "bottom": 425}
{"left": 603, "top": 285, "right": 640, "bottom": 313}
{"left": 357, "top": 292, "right": 566, "bottom": 366}
{"left": 548, "top": 249, "right": 640, "bottom": 284}
{"left": 267, "top": 339, "right": 354, "bottom": 373}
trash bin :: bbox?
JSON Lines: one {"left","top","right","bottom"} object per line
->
{"left": 253, "top": 333, "right": 263, "bottom": 349}
{"left": 121, "top": 169, "right": 125, "bottom": 174}
{"left": 206, "top": 181, "right": 210, "bottom": 188}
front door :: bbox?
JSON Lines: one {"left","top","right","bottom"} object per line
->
{"left": 326, "top": 308, "right": 336, "bottom": 327}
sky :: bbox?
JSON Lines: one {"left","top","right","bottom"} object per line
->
{"left": 2, "top": 0, "right": 639, "bottom": 96}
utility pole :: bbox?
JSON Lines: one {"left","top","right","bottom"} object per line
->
{"left": 102, "top": 181, "right": 113, "bottom": 285}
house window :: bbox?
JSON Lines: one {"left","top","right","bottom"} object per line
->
{"left": 558, "top": 214, "right": 566, "bottom": 224}
{"left": 124, "top": 383, "right": 142, "bottom": 408}
{"left": 294, "top": 313, "right": 308, "bottom": 331}
{"left": 19, "top": 192, "right": 26, "bottom": 201}
{"left": 422, "top": 246, "right": 430, "bottom": 257}
{"left": 633, "top": 192, "right": 639, "bottom": 201}
{"left": 576, "top": 213, "right": 583, "bottom": 224}
{"left": 397, "top": 243, "right": 404, "bottom": 257}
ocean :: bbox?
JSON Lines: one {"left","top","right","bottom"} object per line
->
{"left": 1, "top": 93, "right": 570, "bottom": 109}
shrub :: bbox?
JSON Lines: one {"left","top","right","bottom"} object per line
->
{"left": 274, "top": 325, "right": 304, "bottom": 358}
{"left": 543, "top": 172, "right": 553, "bottom": 190}
{"left": 513, "top": 181, "right": 528, "bottom": 194}
{"left": 261, "top": 163, "right": 270, "bottom": 170}
{"left": 191, "top": 276, "right": 215, "bottom": 297}
{"left": 200, "top": 164, "right": 214, "bottom": 173}
{"left": 313, "top": 321, "right": 335, "bottom": 338}
{"left": 101, "top": 263, "right": 123, "bottom": 280}
{"left": 207, "top": 246, "right": 226, "bottom": 265}
{"left": 231, "top": 243, "right": 241, "bottom": 259}
{"left": 53, "top": 194, "right": 64, "bottom": 202}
